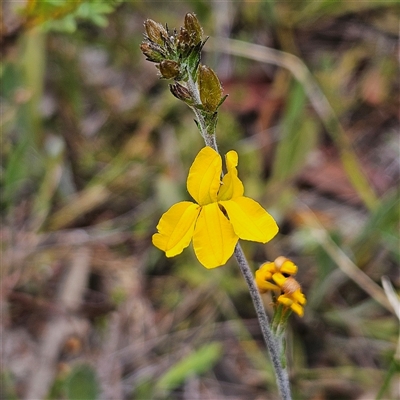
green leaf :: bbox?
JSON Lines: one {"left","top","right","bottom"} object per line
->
{"left": 271, "top": 80, "right": 318, "bottom": 182}
{"left": 3, "top": 135, "right": 31, "bottom": 205}
{"left": 42, "top": 14, "right": 77, "bottom": 33}
{"left": 90, "top": 14, "right": 109, "bottom": 27}
{"left": 186, "top": 41, "right": 205, "bottom": 81}
{"left": 156, "top": 342, "right": 223, "bottom": 392}
{"left": 27, "top": 0, "right": 120, "bottom": 33}
{"left": 376, "top": 357, "right": 400, "bottom": 400}
{"left": 65, "top": 364, "right": 99, "bottom": 400}
{"left": 352, "top": 190, "right": 400, "bottom": 264}
{"left": 76, "top": 2, "right": 114, "bottom": 19}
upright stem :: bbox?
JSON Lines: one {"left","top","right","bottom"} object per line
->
{"left": 186, "top": 75, "right": 292, "bottom": 400}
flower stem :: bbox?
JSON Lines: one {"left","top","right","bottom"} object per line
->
{"left": 234, "top": 244, "right": 292, "bottom": 400}
{"left": 186, "top": 71, "right": 291, "bottom": 400}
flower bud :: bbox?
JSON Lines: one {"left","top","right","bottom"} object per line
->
{"left": 159, "top": 60, "right": 180, "bottom": 79}
{"left": 170, "top": 83, "right": 194, "bottom": 104}
{"left": 198, "top": 65, "right": 223, "bottom": 112}
{"left": 184, "top": 13, "right": 203, "bottom": 45}
{"left": 140, "top": 42, "right": 164, "bottom": 63}
{"left": 177, "top": 27, "right": 191, "bottom": 48}
{"left": 144, "top": 19, "right": 168, "bottom": 46}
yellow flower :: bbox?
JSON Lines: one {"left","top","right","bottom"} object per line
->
{"left": 152, "top": 147, "right": 279, "bottom": 269}
{"left": 255, "top": 257, "right": 306, "bottom": 317}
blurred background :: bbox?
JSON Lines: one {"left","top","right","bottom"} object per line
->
{"left": 1, "top": 1, "right": 399, "bottom": 399}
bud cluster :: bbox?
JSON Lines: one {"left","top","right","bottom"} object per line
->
{"left": 140, "top": 13, "right": 226, "bottom": 115}
{"left": 140, "top": 13, "right": 204, "bottom": 81}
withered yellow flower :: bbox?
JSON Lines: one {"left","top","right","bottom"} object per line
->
{"left": 255, "top": 257, "right": 307, "bottom": 317}
{"left": 152, "top": 147, "right": 279, "bottom": 268}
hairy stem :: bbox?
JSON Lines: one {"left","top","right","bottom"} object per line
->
{"left": 185, "top": 72, "right": 291, "bottom": 400}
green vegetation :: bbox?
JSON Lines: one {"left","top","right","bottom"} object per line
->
{"left": 1, "top": 1, "right": 399, "bottom": 399}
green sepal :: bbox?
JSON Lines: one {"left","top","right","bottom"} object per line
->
{"left": 186, "top": 39, "right": 208, "bottom": 81}
{"left": 216, "top": 94, "right": 228, "bottom": 109}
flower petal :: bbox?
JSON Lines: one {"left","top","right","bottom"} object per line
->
{"left": 219, "top": 197, "right": 279, "bottom": 243}
{"left": 290, "top": 302, "right": 304, "bottom": 317}
{"left": 274, "top": 256, "right": 298, "bottom": 275}
{"left": 278, "top": 295, "right": 304, "bottom": 317}
{"left": 152, "top": 201, "right": 201, "bottom": 257}
{"left": 277, "top": 294, "right": 305, "bottom": 317}
{"left": 256, "top": 263, "right": 275, "bottom": 280}
{"left": 272, "top": 272, "right": 287, "bottom": 288}
{"left": 187, "top": 147, "right": 221, "bottom": 206}
{"left": 277, "top": 294, "right": 293, "bottom": 307}
{"left": 259, "top": 261, "right": 278, "bottom": 275}
{"left": 291, "top": 289, "right": 307, "bottom": 305}
{"left": 192, "top": 203, "right": 238, "bottom": 268}
{"left": 225, "top": 150, "right": 238, "bottom": 172}
{"left": 255, "top": 269, "right": 280, "bottom": 293}
{"left": 218, "top": 150, "right": 244, "bottom": 201}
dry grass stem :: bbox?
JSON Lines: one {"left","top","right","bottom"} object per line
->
{"left": 24, "top": 247, "right": 92, "bottom": 399}
{"left": 301, "top": 209, "right": 393, "bottom": 313}
{"left": 207, "top": 37, "right": 379, "bottom": 211}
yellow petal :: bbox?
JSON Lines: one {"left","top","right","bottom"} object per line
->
{"left": 218, "top": 172, "right": 243, "bottom": 201}
{"left": 259, "top": 261, "right": 278, "bottom": 275}
{"left": 274, "top": 256, "right": 298, "bottom": 275}
{"left": 272, "top": 272, "right": 287, "bottom": 288}
{"left": 277, "top": 294, "right": 304, "bottom": 316}
{"left": 187, "top": 147, "right": 221, "bottom": 206}
{"left": 256, "top": 263, "right": 274, "bottom": 281}
{"left": 192, "top": 203, "right": 238, "bottom": 268}
{"left": 255, "top": 269, "right": 280, "bottom": 293}
{"left": 152, "top": 201, "right": 201, "bottom": 257}
{"left": 277, "top": 295, "right": 293, "bottom": 307}
{"left": 218, "top": 150, "right": 244, "bottom": 201}
{"left": 225, "top": 150, "right": 238, "bottom": 172}
{"left": 219, "top": 197, "right": 279, "bottom": 243}
{"left": 291, "top": 289, "right": 307, "bottom": 305}
{"left": 290, "top": 302, "right": 304, "bottom": 317}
